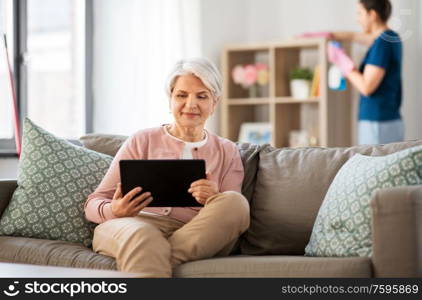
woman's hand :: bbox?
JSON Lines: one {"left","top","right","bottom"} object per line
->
{"left": 188, "top": 173, "right": 219, "bottom": 205}
{"left": 327, "top": 42, "right": 355, "bottom": 76}
{"left": 111, "top": 183, "right": 153, "bottom": 217}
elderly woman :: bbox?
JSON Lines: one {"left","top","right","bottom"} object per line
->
{"left": 84, "top": 58, "right": 250, "bottom": 277}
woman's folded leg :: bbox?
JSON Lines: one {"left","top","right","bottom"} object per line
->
{"left": 169, "top": 191, "right": 250, "bottom": 266}
{"left": 92, "top": 214, "right": 183, "bottom": 277}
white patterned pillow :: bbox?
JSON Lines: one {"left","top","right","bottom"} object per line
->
{"left": 305, "top": 145, "right": 422, "bottom": 257}
{"left": 0, "top": 118, "right": 113, "bottom": 247}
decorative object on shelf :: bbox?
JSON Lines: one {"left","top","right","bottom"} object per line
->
{"left": 222, "top": 39, "right": 353, "bottom": 149}
{"left": 231, "top": 63, "right": 269, "bottom": 98}
{"left": 328, "top": 65, "right": 347, "bottom": 91}
{"left": 238, "top": 122, "right": 272, "bottom": 145}
{"left": 289, "top": 130, "right": 318, "bottom": 148}
{"left": 310, "top": 65, "right": 321, "bottom": 97}
{"left": 289, "top": 67, "right": 313, "bottom": 99}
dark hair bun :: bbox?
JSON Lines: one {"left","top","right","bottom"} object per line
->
{"left": 360, "top": 0, "right": 392, "bottom": 23}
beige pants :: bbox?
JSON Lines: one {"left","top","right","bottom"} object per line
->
{"left": 92, "top": 191, "right": 250, "bottom": 277}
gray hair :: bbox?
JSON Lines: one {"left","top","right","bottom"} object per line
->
{"left": 165, "top": 58, "right": 222, "bottom": 102}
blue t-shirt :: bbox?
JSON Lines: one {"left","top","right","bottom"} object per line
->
{"left": 358, "top": 30, "right": 402, "bottom": 121}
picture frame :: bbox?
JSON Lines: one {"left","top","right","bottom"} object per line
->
{"left": 238, "top": 122, "right": 272, "bottom": 145}
{"left": 288, "top": 130, "right": 318, "bottom": 148}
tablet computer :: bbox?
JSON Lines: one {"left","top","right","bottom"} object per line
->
{"left": 119, "top": 159, "right": 206, "bottom": 207}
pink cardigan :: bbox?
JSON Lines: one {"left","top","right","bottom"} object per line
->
{"left": 84, "top": 125, "right": 244, "bottom": 224}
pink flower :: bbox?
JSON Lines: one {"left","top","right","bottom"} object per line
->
{"left": 255, "top": 63, "right": 268, "bottom": 71}
{"left": 243, "top": 64, "right": 258, "bottom": 87}
{"left": 232, "top": 65, "right": 245, "bottom": 85}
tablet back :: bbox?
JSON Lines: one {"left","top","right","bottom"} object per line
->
{"left": 119, "top": 159, "right": 206, "bottom": 207}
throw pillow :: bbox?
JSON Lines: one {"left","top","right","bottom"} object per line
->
{"left": 0, "top": 118, "right": 113, "bottom": 247}
{"left": 239, "top": 139, "right": 422, "bottom": 256}
{"left": 305, "top": 145, "right": 422, "bottom": 257}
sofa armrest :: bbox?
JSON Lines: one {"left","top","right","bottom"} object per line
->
{"left": 0, "top": 179, "right": 17, "bottom": 216}
{"left": 371, "top": 185, "right": 422, "bottom": 278}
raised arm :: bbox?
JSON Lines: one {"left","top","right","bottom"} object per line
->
{"left": 331, "top": 31, "right": 374, "bottom": 46}
{"left": 328, "top": 37, "right": 389, "bottom": 96}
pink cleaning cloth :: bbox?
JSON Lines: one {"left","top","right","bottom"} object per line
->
{"left": 298, "top": 31, "right": 332, "bottom": 39}
{"left": 327, "top": 42, "right": 355, "bottom": 76}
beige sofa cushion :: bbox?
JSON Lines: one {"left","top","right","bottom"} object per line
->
{"left": 371, "top": 185, "right": 422, "bottom": 277}
{"left": 235, "top": 143, "right": 261, "bottom": 202}
{"left": 79, "top": 134, "right": 127, "bottom": 157}
{"left": 0, "top": 235, "right": 371, "bottom": 277}
{"left": 0, "top": 236, "right": 116, "bottom": 270}
{"left": 173, "top": 255, "right": 371, "bottom": 278}
{"left": 241, "top": 139, "right": 422, "bottom": 255}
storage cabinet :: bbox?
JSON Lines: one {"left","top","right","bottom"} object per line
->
{"left": 220, "top": 38, "right": 352, "bottom": 148}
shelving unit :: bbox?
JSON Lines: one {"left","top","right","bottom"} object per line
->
{"left": 220, "top": 38, "right": 352, "bottom": 148}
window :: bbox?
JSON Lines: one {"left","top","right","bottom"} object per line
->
{"left": 0, "top": 0, "right": 15, "bottom": 151}
{"left": 27, "top": 0, "right": 86, "bottom": 138}
{"left": 0, "top": 0, "right": 92, "bottom": 154}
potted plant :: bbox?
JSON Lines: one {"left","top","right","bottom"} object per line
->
{"left": 289, "top": 67, "right": 313, "bottom": 99}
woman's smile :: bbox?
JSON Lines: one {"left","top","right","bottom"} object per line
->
{"left": 182, "top": 112, "right": 200, "bottom": 118}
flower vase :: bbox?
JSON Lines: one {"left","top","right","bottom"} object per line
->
{"left": 248, "top": 84, "right": 259, "bottom": 98}
{"left": 259, "top": 84, "right": 269, "bottom": 97}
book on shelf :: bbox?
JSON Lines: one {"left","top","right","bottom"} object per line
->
{"left": 310, "top": 64, "right": 320, "bottom": 97}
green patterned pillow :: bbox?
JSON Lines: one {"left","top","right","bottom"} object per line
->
{"left": 305, "top": 145, "right": 422, "bottom": 257}
{"left": 0, "top": 118, "right": 113, "bottom": 247}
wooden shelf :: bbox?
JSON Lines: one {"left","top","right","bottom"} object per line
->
{"left": 221, "top": 38, "right": 353, "bottom": 148}
{"left": 273, "top": 37, "right": 325, "bottom": 48}
{"left": 275, "top": 97, "right": 319, "bottom": 104}
{"left": 227, "top": 98, "right": 271, "bottom": 105}
{"left": 227, "top": 97, "right": 319, "bottom": 105}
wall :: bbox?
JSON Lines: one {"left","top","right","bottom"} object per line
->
{"left": 91, "top": 0, "right": 421, "bottom": 139}
{"left": 401, "top": 0, "right": 422, "bottom": 140}
{"left": 92, "top": 0, "right": 202, "bottom": 136}
{"left": 199, "top": 0, "right": 249, "bottom": 133}
{"left": 91, "top": 0, "right": 249, "bottom": 135}
{"left": 181, "top": 0, "right": 421, "bottom": 139}
{"left": 235, "top": 0, "right": 421, "bottom": 140}
{"left": 2, "top": 0, "right": 421, "bottom": 178}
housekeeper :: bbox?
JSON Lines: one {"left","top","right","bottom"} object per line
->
{"left": 329, "top": 0, "right": 403, "bottom": 145}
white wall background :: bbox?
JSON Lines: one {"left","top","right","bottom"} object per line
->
{"left": 92, "top": 0, "right": 202, "bottom": 136}
{"left": 1, "top": 0, "right": 421, "bottom": 178}
{"left": 92, "top": 0, "right": 421, "bottom": 140}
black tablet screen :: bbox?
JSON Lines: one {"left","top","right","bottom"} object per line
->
{"left": 119, "top": 159, "right": 206, "bottom": 207}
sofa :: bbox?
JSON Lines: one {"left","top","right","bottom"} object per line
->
{"left": 0, "top": 134, "right": 421, "bottom": 278}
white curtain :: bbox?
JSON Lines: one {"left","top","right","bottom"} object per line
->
{"left": 93, "top": 0, "right": 201, "bottom": 135}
